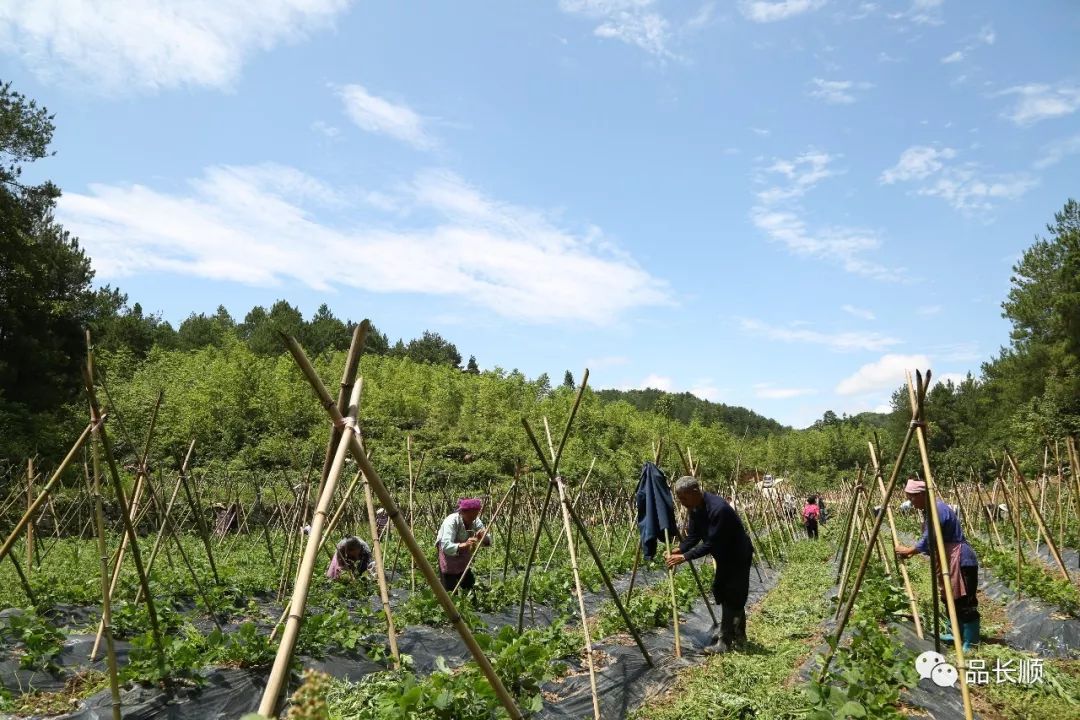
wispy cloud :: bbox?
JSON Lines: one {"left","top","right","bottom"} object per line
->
{"left": 640, "top": 374, "right": 674, "bottom": 391}
{"left": 739, "top": 0, "right": 826, "bottom": 23}
{"left": 880, "top": 146, "right": 957, "bottom": 183}
{"left": 841, "top": 304, "right": 875, "bottom": 320}
{"left": 751, "top": 151, "right": 905, "bottom": 281}
{"left": 940, "top": 23, "right": 995, "bottom": 64}
{"left": 558, "top": 0, "right": 675, "bottom": 58}
{"left": 881, "top": 145, "right": 1035, "bottom": 211}
{"left": 311, "top": 121, "right": 341, "bottom": 139}
{"left": 1035, "top": 134, "right": 1080, "bottom": 169}
{"left": 740, "top": 318, "right": 901, "bottom": 352}
{"left": 835, "top": 353, "right": 930, "bottom": 396}
{"left": 0, "top": 0, "right": 353, "bottom": 94}
{"left": 807, "top": 78, "right": 873, "bottom": 104}
{"left": 888, "top": 0, "right": 945, "bottom": 27}
{"left": 753, "top": 382, "right": 817, "bottom": 399}
{"left": 58, "top": 164, "right": 671, "bottom": 325}
{"left": 338, "top": 84, "right": 434, "bottom": 149}
{"left": 941, "top": 50, "right": 964, "bottom": 64}
{"left": 998, "top": 83, "right": 1080, "bottom": 126}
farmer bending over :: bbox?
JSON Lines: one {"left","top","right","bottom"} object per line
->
{"left": 437, "top": 498, "right": 491, "bottom": 592}
{"left": 894, "top": 477, "right": 980, "bottom": 650}
{"left": 666, "top": 476, "right": 754, "bottom": 654}
{"left": 327, "top": 536, "right": 373, "bottom": 581}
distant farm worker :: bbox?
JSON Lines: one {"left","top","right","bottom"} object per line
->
{"left": 666, "top": 476, "right": 754, "bottom": 654}
{"left": 375, "top": 508, "right": 389, "bottom": 540}
{"left": 327, "top": 536, "right": 372, "bottom": 581}
{"left": 816, "top": 495, "right": 827, "bottom": 524}
{"left": 894, "top": 477, "right": 980, "bottom": 650}
{"left": 802, "top": 496, "right": 820, "bottom": 539}
{"left": 436, "top": 498, "right": 492, "bottom": 593}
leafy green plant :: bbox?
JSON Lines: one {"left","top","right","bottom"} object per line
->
{"left": 0, "top": 609, "right": 66, "bottom": 672}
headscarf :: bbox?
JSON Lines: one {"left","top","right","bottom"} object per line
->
{"left": 905, "top": 477, "right": 927, "bottom": 494}
{"left": 458, "top": 498, "right": 483, "bottom": 511}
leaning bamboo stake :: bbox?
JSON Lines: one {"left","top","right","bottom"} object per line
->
{"left": 820, "top": 391, "right": 918, "bottom": 680}
{"left": 1007, "top": 451, "right": 1071, "bottom": 582}
{"left": 517, "top": 371, "right": 589, "bottom": 633}
{"left": 362, "top": 473, "right": 400, "bottom": 668}
{"left": 26, "top": 458, "right": 34, "bottom": 574}
{"left": 90, "top": 425, "right": 122, "bottom": 720}
{"left": 0, "top": 422, "right": 96, "bottom": 566}
{"left": 82, "top": 337, "right": 166, "bottom": 678}
{"left": 260, "top": 380, "right": 361, "bottom": 715}
{"left": 664, "top": 528, "right": 682, "bottom": 658}
{"left": 543, "top": 457, "right": 596, "bottom": 571}
{"left": 555, "top": 476, "right": 601, "bottom": 720}
{"left": 869, "top": 440, "right": 922, "bottom": 639}
{"left": 270, "top": 331, "right": 524, "bottom": 720}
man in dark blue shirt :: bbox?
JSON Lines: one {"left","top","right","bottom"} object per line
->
{"left": 666, "top": 476, "right": 754, "bottom": 653}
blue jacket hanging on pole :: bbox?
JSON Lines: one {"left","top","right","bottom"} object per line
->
{"left": 636, "top": 462, "right": 679, "bottom": 559}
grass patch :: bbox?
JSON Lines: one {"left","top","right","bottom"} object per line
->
{"left": 634, "top": 538, "right": 835, "bottom": 720}
{"left": 0, "top": 670, "right": 109, "bottom": 717}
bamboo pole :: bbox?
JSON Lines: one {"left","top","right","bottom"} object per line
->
{"left": 517, "top": 371, "right": 590, "bottom": 633}
{"left": 909, "top": 371, "right": 973, "bottom": 720}
{"left": 0, "top": 422, "right": 95, "bottom": 566}
{"left": 555, "top": 476, "right": 601, "bottom": 720}
{"left": 90, "top": 425, "right": 122, "bottom": 720}
{"left": 820, "top": 401, "right": 918, "bottom": 680}
{"left": 362, "top": 473, "right": 400, "bottom": 668}
{"left": 26, "top": 458, "right": 34, "bottom": 574}
{"left": 664, "top": 528, "right": 682, "bottom": 658}
{"left": 82, "top": 338, "right": 166, "bottom": 679}
{"left": 869, "top": 439, "right": 922, "bottom": 639}
{"left": 1007, "top": 451, "right": 1071, "bottom": 582}
{"left": 543, "top": 457, "right": 596, "bottom": 571}
{"left": 274, "top": 331, "right": 523, "bottom": 720}
{"left": 502, "top": 469, "right": 520, "bottom": 582}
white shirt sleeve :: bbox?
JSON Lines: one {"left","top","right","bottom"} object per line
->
{"left": 437, "top": 514, "right": 462, "bottom": 555}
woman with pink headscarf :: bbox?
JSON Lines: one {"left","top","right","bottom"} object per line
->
{"left": 436, "top": 498, "right": 491, "bottom": 592}
{"left": 894, "top": 476, "right": 980, "bottom": 650}
{"left": 326, "top": 536, "right": 372, "bottom": 581}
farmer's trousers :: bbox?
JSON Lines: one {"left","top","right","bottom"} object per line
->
{"left": 712, "top": 556, "right": 752, "bottom": 643}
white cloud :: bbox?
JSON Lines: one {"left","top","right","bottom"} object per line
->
{"left": 751, "top": 127, "right": 771, "bottom": 136}
{"left": 880, "top": 146, "right": 957, "bottom": 184}
{"left": 689, "top": 382, "right": 723, "bottom": 401}
{"left": 739, "top": 0, "right": 826, "bottom": 23}
{"left": 755, "top": 150, "right": 836, "bottom": 203}
{"left": 933, "top": 372, "right": 968, "bottom": 387}
{"left": 807, "top": 78, "right": 872, "bottom": 105}
{"left": 338, "top": 84, "right": 434, "bottom": 149}
{"left": 835, "top": 353, "right": 931, "bottom": 396}
{"left": 752, "top": 150, "right": 905, "bottom": 280}
{"left": 58, "top": 164, "right": 671, "bottom": 325}
{"left": 311, "top": 121, "right": 341, "bottom": 139}
{"left": 877, "top": 51, "right": 902, "bottom": 63}
{"left": 559, "top": 0, "right": 674, "bottom": 58}
{"left": 740, "top": 318, "right": 900, "bottom": 352}
{"left": 889, "top": 0, "right": 944, "bottom": 27}
{"left": 1035, "top": 134, "right": 1080, "bottom": 169}
{"left": 841, "top": 304, "right": 875, "bottom": 320}
{"left": 978, "top": 24, "right": 995, "bottom": 45}
{"left": 881, "top": 145, "right": 1035, "bottom": 211}
{"left": 640, "top": 374, "right": 674, "bottom": 391}
{"left": 998, "top": 83, "right": 1080, "bottom": 126}
{"left": 0, "top": 0, "right": 353, "bottom": 94}
{"left": 753, "top": 383, "right": 817, "bottom": 399}
{"left": 941, "top": 50, "right": 963, "bottom": 64}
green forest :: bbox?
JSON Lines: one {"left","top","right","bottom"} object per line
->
{"left": 2, "top": 80, "right": 1078, "bottom": 491}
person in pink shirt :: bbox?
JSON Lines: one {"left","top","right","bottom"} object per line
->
{"left": 802, "top": 497, "right": 820, "bottom": 539}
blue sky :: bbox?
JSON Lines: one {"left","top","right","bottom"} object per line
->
{"left": 3, "top": 0, "right": 1078, "bottom": 427}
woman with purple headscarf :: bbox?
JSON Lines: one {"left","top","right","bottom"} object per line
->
{"left": 894, "top": 476, "right": 980, "bottom": 649}
{"left": 436, "top": 498, "right": 491, "bottom": 592}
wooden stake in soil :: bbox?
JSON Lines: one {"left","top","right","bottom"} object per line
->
{"left": 90, "top": 424, "right": 122, "bottom": 720}
{"left": 665, "top": 528, "right": 682, "bottom": 658}
{"left": 270, "top": 331, "right": 524, "bottom": 720}
{"left": 555, "top": 476, "right": 601, "bottom": 720}
{"left": 1007, "top": 451, "right": 1072, "bottom": 582}
{"left": 869, "top": 439, "right": 922, "bottom": 639}
{"left": 362, "top": 473, "right": 400, "bottom": 668}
